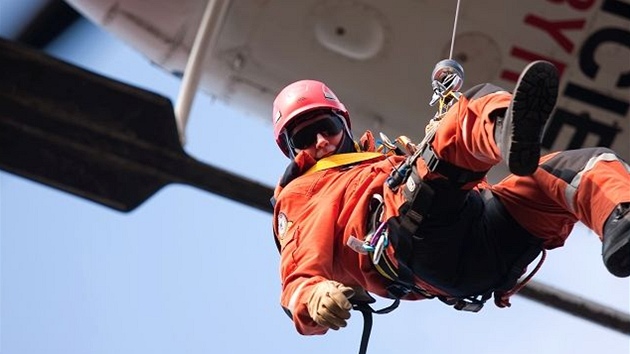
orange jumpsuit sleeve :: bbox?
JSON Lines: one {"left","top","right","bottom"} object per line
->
{"left": 273, "top": 178, "right": 340, "bottom": 335}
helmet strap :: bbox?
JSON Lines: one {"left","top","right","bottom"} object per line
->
{"left": 336, "top": 130, "right": 358, "bottom": 154}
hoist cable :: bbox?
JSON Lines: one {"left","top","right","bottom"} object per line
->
{"left": 448, "top": 0, "right": 462, "bottom": 59}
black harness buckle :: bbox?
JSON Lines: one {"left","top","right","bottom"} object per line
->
{"left": 453, "top": 298, "right": 485, "bottom": 312}
{"left": 420, "top": 145, "right": 488, "bottom": 185}
{"left": 386, "top": 283, "right": 412, "bottom": 299}
{"left": 422, "top": 145, "right": 441, "bottom": 172}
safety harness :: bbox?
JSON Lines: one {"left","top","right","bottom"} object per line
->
{"left": 362, "top": 141, "right": 493, "bottom": 305}
{"left": 344, "top": 137, "right": 546, "bottom": 354}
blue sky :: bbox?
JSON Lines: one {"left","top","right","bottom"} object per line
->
{"left": 1, "top": 2, "right": 628, "bottom": 354}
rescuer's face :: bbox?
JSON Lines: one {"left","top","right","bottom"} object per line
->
{"left": 290, "top": 114, "right": 344, "bottom": 160}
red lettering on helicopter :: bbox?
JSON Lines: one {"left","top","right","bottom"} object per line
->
{"left": 500, "top": 47, "right": 567, "bottom": 82}
{"left": 524, "top": 15, "right": 586, "bottom": 53}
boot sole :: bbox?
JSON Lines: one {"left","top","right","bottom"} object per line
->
{"left": 504, "top": 61, "right": 559, "bottom": 176}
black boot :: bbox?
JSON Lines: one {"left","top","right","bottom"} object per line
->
{"left": 495, "top": 61, "right": 559, "bottom": 176}
{"left": 603, "top": 202, "right": 630, "bottom": 278}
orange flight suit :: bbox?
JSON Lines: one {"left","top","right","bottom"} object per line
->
{"left": 272, "top": 86, "right": 630, "bottom": 335}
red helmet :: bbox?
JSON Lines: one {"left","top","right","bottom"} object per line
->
{"left": 272, "top": 80, "right": 350, "bottom": 157}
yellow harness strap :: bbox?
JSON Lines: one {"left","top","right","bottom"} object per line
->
{"left": 304, "top": 152, "right": 384, "bottom": 175}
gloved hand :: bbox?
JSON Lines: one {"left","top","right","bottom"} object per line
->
{"left": 307, "top": 280, "right": 355, "bottom": 330}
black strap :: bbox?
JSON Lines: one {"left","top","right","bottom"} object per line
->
{"left": 399, "top": 168, "right": 435, "bottom": 235}
{"left": 352, "top": 299, "right": 401, "bottom": 354}
{"left": 492, "top": 243, "right": 543, "bottom": 301}
{"left": 438, "top": 293, "right": 492, "bottom": 312}
{"left": 366, "top": 169, "right": 439, "bottom": 300}
{"left": 389, "top": 172, "right": 435, "bottom": 293}
{"left": 354, "top": 305, "right": 373, "bottom": 354}
{"left": 422, "top": 145, "right": 488, "bottom": 185}
{"left": 479, "top": 189, "right": 544, "bottom": 302}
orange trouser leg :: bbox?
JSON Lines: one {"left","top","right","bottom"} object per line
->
{"left": 429, "top": 88, "right": 511, "bottom": 174}
{"left": 490, "top": 148, "right": 630, "bottom": 249}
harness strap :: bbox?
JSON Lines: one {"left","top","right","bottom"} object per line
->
{"left": 385, "top": 168, "right": 437, "bottom": 298}
{"left": 400, "top": 167, "right": 434, "bottom": 235}
{"left": 494, "top": 249, "right": 547, "bottom": 308}
{"left": 479, "top": 189, "right": 546, "bottom": 307}
{"left": 421, "top": 144, "right": 488, "bottom": 185}
{"left": 438, "top": 294, "right": 491, "bottom": 312}
{"left": 363, "top": 189, "right": 437, "bottom": 300}
{"left": 352, "top": 299, "right": 400, "bottom": 354}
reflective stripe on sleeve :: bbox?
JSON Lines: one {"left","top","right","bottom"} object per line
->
{"left": 288, "top": 281, "right": 309, "bottom": 314}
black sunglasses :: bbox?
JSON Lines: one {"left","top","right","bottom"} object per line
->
{"left": 289, "top": 115, "right": 345, "bottom": 150}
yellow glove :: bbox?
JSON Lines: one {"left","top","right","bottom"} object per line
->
{"left": 307, "top": 280, "right": 355, "bottom": 330}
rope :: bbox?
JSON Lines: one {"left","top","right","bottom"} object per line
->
{"left": 353, "top": 299, "right": 401, "bottom": 354}
{"left": 448, "top": 0, "right": 462, "bottom": 59}
{"left": 355, "top": 305, "right": 374, "bottom": 354}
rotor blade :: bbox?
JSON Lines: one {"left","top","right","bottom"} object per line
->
{"left": 518, "top": 279, "right": 630, "bottom": 335}
{"left": 0, "top": 38, "right": 273, "bottom": 212}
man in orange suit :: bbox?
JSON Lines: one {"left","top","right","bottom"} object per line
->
{"left": 270, "top": 61, "right": 630, "bottom": 335}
